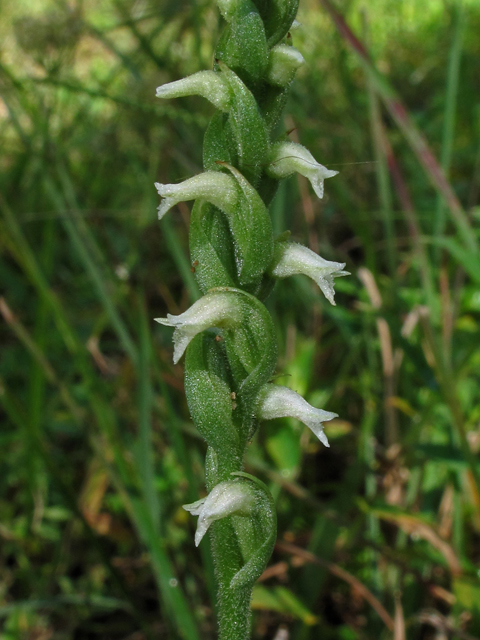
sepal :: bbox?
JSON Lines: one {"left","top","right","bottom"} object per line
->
{"left": 156, "top": 71, "right": 230, "bottom": 111}
{"left": 155, "top": 290, "right": 243, "bottom": 363}
{"left": 256, "top": 383, "right": 336, "bottom": 447}
{"left": 266, "top": 44, "right": 304, "bottom": 87}
{"left": 183, "top": 479, "right": 255, "bottom": 547}
{"left": 266, "top": 141, "right": 338, "bottom": 199}
{"left": 269, "top": 241, "right": 349, "bottom": 305}
{"left": 155, "top": 172, "right": 237, "bottom": 220}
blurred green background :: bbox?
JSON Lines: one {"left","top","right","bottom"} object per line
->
{"left": 1, "top": 0, "right": 480, "bottom": 638}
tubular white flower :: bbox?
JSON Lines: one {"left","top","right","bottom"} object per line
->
{"left": 183, "top": 480, "right": 255, "bottom": 546}
{"left": 266, "top": 45, "right": 305, "bottom": 87}
{"left": 270, "top": 242, "right": 349, "bottom": 305}
{"left": 155, "top": 290, "right": 243, "bottom": 363}
{"left": 155, "top": 172, "right": 238, "bottom": 220}
{"left": 256, "top": 384, "right": 336, "bottom": 447}
{"left": 156, "top": 71, "right": 230, "bottom": 112}
{"left": 266, "top": 142, "right": 338, "bottom": 199}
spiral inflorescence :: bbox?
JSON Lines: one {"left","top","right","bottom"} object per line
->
{"left": 155, "top": 1, "right": 347, "bottom": 637}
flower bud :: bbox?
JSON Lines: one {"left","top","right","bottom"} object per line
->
{"left": 266, "top": 45, "right": 304, "bottom": 87}
{"left": 269, "top": 241, "right": 349, "bottom": 305}
{"left": 155, "top": 290, "right": 243, "bottom": 363}
{"left": 155, "top": 172, "right": 238, "bottom": 220}
{"left": 183, "top": 480, "right": 255, "bottom": 546}
{"left": 256, "top": 383, "right": 336, "bottom": 447}
{"left": 266, "top": 141, "right": 338, "bottom": 199}
{"left": 156, "top": 71, "right": 230, "bottom": 111}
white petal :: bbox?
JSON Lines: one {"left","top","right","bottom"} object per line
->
{"left": 156, "top": 71, "right": 230, "bottom": 111}
{"left": 183, "top": 498, "right": 206, "bottom": 516}
{"left": 155, "top": 290, "right": 243, "bottom": 363}
{"left": 155, "top": 172, "right": 238, "bottom": 220}
{"left": 266, "top": 142, "right": 337, "bottom": 199}
{"left": 185, "top": 481, "right": 255, "bottom": 546}
{"left": 267, "top": 45, "right": 305, "bottom": 86}
{"left": 270, "top": 242, "right": 349, "bottom": 305}
{"left": 257, "top": 384, "right": 336, "bottom": 447}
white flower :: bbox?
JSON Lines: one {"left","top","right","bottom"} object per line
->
{"left": 266, "top": 142, "right": 337, "bottom": 199}
{"left": 256, "top": 383, "right": 336, "bottom": 447}
{"left": 270, "top": 241, "right": 349, "bottom": 305}
{"left": 155, "top": 290, "right": 242, "bottom": 363}
{"left": 183, "top": 480, "right": 255, "bottom": 546}
{"left": 156, "top": 71, "right": 230, "bottom": 112}
{"left": 155, "top": 172, "right": 238, "bottom": 220}
{"left": 266, "top": 45, "right": 305, "bottom": 87}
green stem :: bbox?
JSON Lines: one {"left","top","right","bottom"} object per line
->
{"left": 211, "top": 520, "right": 252, "bottom": 640}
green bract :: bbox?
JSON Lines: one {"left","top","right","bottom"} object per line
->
{"left": 155, "top": 1, "right": 346, "bottom": 638}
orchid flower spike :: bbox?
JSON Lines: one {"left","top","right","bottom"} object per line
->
{"left": 266, "top": 45, "right": 305, "bottom": 87}
{"left": 154, "top": 171, "right": 238, "bottom": 220}
{"left": 256, "top": 383, "right": 336, "bottom": 447}
{"left": 183, "top": 480, "right": 255, "bottom": 546}
{"left": 156, "top": 71, "right": 230, "bottom": 112}
{"left": 155, "top": 290, "right": 243, "bottom": 363}
{"left": 270, "top": 241, "right": 349, "bottom": 305}
{"left": 266, "top": 142, "right": 338, "bottom": 199}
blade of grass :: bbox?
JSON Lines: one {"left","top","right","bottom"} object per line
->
{"left": 419, "top": 313, "right": 480, "bottom": 506}
{"left": 362, "top": 10, "right": 396, "bottom": 279}
{"left": 434, "top": 2, "right": 467, "bottom": 257}
{"left": 317, "top": 0, "right": 476, "bottom": 255}
{"left": 379, "top": 124, "right": 438, "bottom": 314}
{"left": 43, "top": 175, "right": 139, "bottom": 365}
{"left": 0, "top": 194, "right": 79, "bottom": 354}
{"left": 135, "top": 296, "right": 161, "bottom": 533}
{"left": 0, "top": 297, "right": 82, "bottom": 423}
{"left": 31, "top": 77, "right": 208, "bottom": 127}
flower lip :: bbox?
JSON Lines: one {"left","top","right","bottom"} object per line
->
{"left": 156, "top": 70, "right": 230, "bottom": 112}
{"left": 154, "top": 171, "right": 238, "bottom": 220}
{"left": 155, "top": 290, "right": 243, "bottom": 363}
{"left": 270, "top": 241, "right": 349, "bottom": 305}
{"left": 183, "top": 480, "right": 255, "bottom": 546}
{"left": 266, "top": 142, "right": 338, "bottom": 199}
{"left": 256, "top": 383, "right": 336, "bottom": 447}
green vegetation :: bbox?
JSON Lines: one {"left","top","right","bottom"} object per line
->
{"left": 1, "top": 0, "right": 480, "bottom": 639}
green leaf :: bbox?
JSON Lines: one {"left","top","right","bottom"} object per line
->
{"left": 453, "top": 577, "right": 480, "bottom": 630}
{"left": 229, "top": 472, "right": 277, "bottom": 589}
{"left": 215, "top": 0, "right": 268, "bottom": 86}
{"left": 190, "top": 167, "right": 274, "bottom": 294}
{"left": 415, "top": 444, "right": 469, "bottom": 470}
{"left": 203, "top": 112, "right": 233, "bottom": 171}
{"left": 222, "top": 289, "right": 278, "bottom": 436}
{"left": 185, "top": 333, "right": 241, "bottom": 456}
{"left": 251, "top": 585, "right": 319, "bottom": 625}
{"left": 190, "top": 200, "right": 238, "bottom": 293}
{"left": 252, "top": 0, "right": 299, "bottom": 47}
{"left": 218, "top": 65, "right": 269, "bottom": 185}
